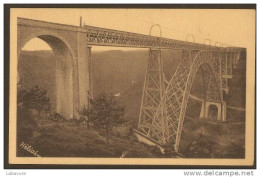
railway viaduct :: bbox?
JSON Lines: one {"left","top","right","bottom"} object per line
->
{"left": 17, "top": 17, "right": 244, "bottom": 151}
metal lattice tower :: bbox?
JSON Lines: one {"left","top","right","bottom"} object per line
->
{"left": 138, "top": 49, "right": 166, "bottom": 141}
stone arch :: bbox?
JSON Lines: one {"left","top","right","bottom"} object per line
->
{"left": 18, "top": 31, "right": 76, "bottom": 59}
{"left": 18, "top": 32, "right": 75, "bottom": 119}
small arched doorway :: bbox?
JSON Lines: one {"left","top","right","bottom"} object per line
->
{"left": 208, "top": 104, "right": 218, "bottom": 120}
{"left": 18, "top": 34, "right": 74, "bottom": 119}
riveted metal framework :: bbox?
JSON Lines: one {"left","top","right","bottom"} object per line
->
{"left": 83, "top": 24, "right": 242, "bottom": 52}
{"left": 138, "top": 49, "right": 166, "bottom": 140}
{"left": 138, "top": 49, "right": 242, "bottom": 152}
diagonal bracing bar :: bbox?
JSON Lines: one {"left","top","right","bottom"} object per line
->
{"left": 138, "top": 49, "right": 166, "bottom": 139}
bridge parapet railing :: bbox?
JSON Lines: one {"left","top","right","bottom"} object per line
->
{"left": 83, "top": 24, "right": 239, "bottom": 51}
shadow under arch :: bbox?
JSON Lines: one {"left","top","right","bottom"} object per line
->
{"left": 18, "top": 32, "right": 75, "bottom": 119}
{"left": 178, "top": 60, "right": 222, "bottom": 151}
{"left": 168, "top": 51, "right": 223, "bottom": 152}
{"left": 18, "top": 31, "right": 76, "bottom": 59}
{"left": 208, "top": 104, "right": 218, "bottom": 120}
{"left": 184, "top": 64, "right": 212, "bottom": 118}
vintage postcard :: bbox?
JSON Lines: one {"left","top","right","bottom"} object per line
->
{"left": 5, "top": 5, "right": 256, "bottom": 168}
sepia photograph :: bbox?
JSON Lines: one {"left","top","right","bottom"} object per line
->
{"left": 5, "top": 4, "right": 256, "bottom": 168}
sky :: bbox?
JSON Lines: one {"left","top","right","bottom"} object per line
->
{"left": 14, "top": 8, "right": 255, "bottom": 52}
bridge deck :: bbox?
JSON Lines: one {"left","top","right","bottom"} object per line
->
{"left": 18, "top": 17, "right": 242, "bottom": 51}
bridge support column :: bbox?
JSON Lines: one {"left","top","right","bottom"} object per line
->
{"left": 199, "top": 101, "right": 206, "bottom": 119}
{"left": 199, "top": 101, "right": 226, "bottom": 121}
{"left": 138, "top": 48, "right": 165, "bottom": 141}
{"left": 75, "top": 32, "right": 92, "bottom": 115}
{"left": 56, "top": 53, "right": 74, "bottom": 119}
{"left": 222, "top": 101, "right": 227, "bottom": 122}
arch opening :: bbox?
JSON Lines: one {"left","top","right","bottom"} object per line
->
{"left": 177, "top": 56, "right": 222, "bottom": 153}
{"left": 18, "top": 35, "right": 74, "bottom": 119}
{"left": 184, "top": 65, "right": 208, "bottom": 119}
{"left": 208, "top": 104, "right": 218, "bottom": 120}
{"left": 183, "top": 61, "right": 220, "bottom": 122}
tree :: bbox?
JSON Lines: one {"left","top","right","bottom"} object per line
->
{"left": 78, "top": 105, "right": 91, "bottom": 129}
{"left": 88, "top": 93, "right": 125, "bottom": 144}
{"left": 18, "top": 85, "right": 51, "bottom": 112}
{"left": 17, "top": 86, "right": 51, "bottom": 148}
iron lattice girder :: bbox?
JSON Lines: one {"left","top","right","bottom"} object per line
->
{"left": 138, "top": 49, "right": 165, "bottom": 137}
{"left": 83, "top": 24, "right": 242, "bottom": 51}
{"left": 206, "top": 51, "right": 223, "bottom": 103}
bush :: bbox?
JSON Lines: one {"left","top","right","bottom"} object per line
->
{"left": 17, "top": 85, "right": 51, "bottom": 156}
{"left": 18, "top": 85, "right": 51, "bottom": 111}
{"left": 79, "top": 93, "right": 126, "bottom": 144}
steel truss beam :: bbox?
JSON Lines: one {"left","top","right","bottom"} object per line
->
{"left": 84, "top": 24, "right": 242, "bottom": 51}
